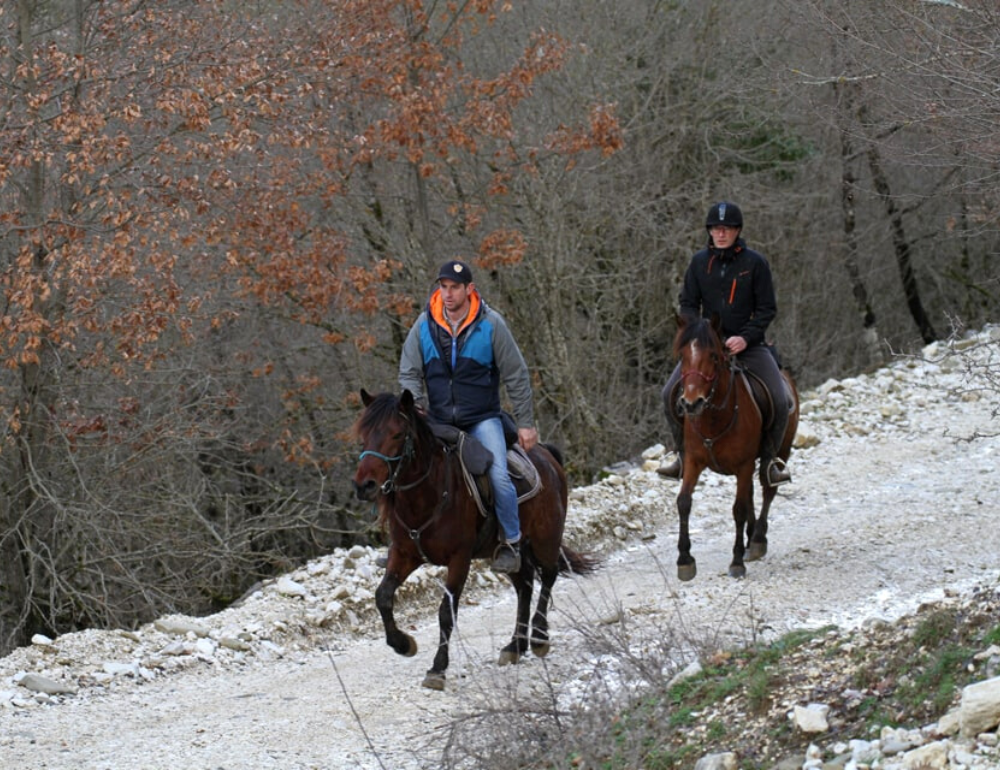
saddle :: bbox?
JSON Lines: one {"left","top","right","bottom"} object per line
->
{"left": 428, "top": 421, "right": 543, "bottom": 518}
{"left": 739, "top": 363, "right": 794, "bottom": 432}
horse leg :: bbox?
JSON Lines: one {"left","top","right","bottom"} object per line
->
{"left": 748, "top": 480, "right": 774, "bottom": 562}
{"left": 729, "top": 469, "right": 755, "bottom": 578}
{"left": 498, "top": 568, "right": 533, "bottom": 666}
{"left": 422, "top": 562, "right": 470, "bottom": 691}
{"left": 676, "top": 478, "right": 697, "bottom": 581}
{"left": 375, "top": 571, "right": 418, "bottom": 659}
{"left": 529, "top": 564, "right": 560, "bottom": 659}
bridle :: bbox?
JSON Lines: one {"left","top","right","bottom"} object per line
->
{"left": 359, "top": 430, "right": 419, "bottom": 496}
{"left": 680, "top": 348, "right": 743, "bottom": 471}
{"left": 680, "top": 366, "right": 720, "bottom": 404}
{"left": 357, "top": 411, "right": 452, "bottom": 563}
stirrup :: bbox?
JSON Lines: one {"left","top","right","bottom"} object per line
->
{"left": 765, "top": 458, "right": 791, "bottom": 487}
{"left": 490, "top": 542, "right": 521, "bottom": 574}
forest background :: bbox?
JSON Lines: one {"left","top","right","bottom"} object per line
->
{"left": 0, "top": 0, "right": 997, "bottom": 657}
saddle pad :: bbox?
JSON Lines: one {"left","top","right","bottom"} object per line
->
{"left": 507, "top": 445, "right": 542, "bottom": 502}
{"left": 462, "top": 444, "right": 543, "bottom": 519}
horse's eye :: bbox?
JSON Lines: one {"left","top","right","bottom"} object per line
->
{"left": 392, "top": 432, "right": 404, "bottom": 441}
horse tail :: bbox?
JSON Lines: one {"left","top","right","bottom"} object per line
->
{"left": 557, "top": 545, "right": 601, "bottom": 577}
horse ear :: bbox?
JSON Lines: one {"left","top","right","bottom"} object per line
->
{"left": 361, "top": 389, "right": 374, "bottom": 406}
{"left": 709, "top": 312, "right": 723, "bottom": 336}
{"left": 400, "top": 389, "right": 414, "bottom": 411}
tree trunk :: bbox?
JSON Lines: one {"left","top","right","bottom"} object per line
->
{"left": 835, "top": 82, "right": 884, "bottom": 367}
{"left": 859, "top": 105, "right": 938, "bottom": 344}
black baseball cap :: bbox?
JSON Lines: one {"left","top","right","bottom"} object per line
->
{"left": 437, "top": 260, "right": 474, "bottom": 284}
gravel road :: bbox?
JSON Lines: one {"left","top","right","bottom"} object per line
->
{"left": 1, "top": 329, "right": 998, "bottom": 770}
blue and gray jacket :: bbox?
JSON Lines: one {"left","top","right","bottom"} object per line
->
{"left": 399, "top": 287, "right": 534, "bottom": 431}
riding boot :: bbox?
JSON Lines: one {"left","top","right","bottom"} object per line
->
{"left": 656, "top": 454, "right": 682, "bottom": 479}
{"left": 761, "top": 417, "right": 791, "bottom": 486}
{"left": 491, "top": 540, "right": 521, "bottom": 573}
{"left": 657, "top": 409, "right": 685, "bottom": 480}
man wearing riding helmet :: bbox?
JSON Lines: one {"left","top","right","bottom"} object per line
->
{"left": 658, "top": 201, "right": 793, "bottom": 486}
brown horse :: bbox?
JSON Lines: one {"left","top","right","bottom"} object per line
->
{"left": 352, "top": 389, "right": 598, "bottom": 690}
{"left": 671, "top": 315, "right": 799, "bottom": 581}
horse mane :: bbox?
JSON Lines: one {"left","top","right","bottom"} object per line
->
{"left": 355, "top": 391, "right": 436, "bottom": 451}
{"left": 674, "top": 316, "right": 721, "bottom": 359}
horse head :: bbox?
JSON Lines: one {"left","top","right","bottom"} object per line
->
{"left": 674, "top": 314, "right": 728, "bottom": 418}
{"left": 352, "top": 389, "right": 420, "bottom": 501}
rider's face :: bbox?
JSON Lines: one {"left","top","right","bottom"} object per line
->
{"left": 709, "top": 225, "right": 740, "bottom": 250}
{"left": 439, "top": 279, "right": 472, "bottom": 317}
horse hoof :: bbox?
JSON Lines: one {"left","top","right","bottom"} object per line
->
{"left": 531, "top": 641, "right": 551, "bottom": 659}
{"left": 728, "top": 564, "right": 746, "bottom": 579}
{"left": 498, "top": 649, "right": 521, "bottom": 667}
{"left": 395, "top": 635, "right": 418, "bottom": 657}
{"left": 422, "top": 671, "right": 446, "bottom": 690}
{"left": 747, "top": 542, "right": 767, "bottom": 562}
{"left": 677, "top": 563, "right": 697, "bottom": 582}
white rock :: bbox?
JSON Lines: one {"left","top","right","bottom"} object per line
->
{"left": 900, "top": 739, "right": 948, "bottom": 769}
{"left": 154, "top": 618, "right": 210, "bottom": 638}
{"left": 793, "top": 427, "right": 820, "bottom": 449}
{"left": 103, "top": 662, "right": 140, "bottom": 677}
{"left": 936, "top": 707, "right": 962, "bottom": 736}
{"left": 18, "top": 673, "right": 77, "bottom": 695}
{"left": 219, "top": 636, "right": 251, "bottom": 652}
{"left": 793, "top": 702, "right": 830, "bottom": 733}
{"left": 194, "top": 638, "right": 216, "bottom": 657}
{"left": 641, "top": 444, "right": 666, "bottom": 460}
{"left": 667, "top": 660, "right": 703, "bottom": 688}
{"left": 276, "top": 576, "right": 308, "bottom": 598}
{"left": 960, "top": 675, "right": 1000, "bottom": 737}
{"left": 160, "top": 641, "right": 192, "bottom": 656}
{"left": 693, "top": 751, "right": 737, "bottom": 770}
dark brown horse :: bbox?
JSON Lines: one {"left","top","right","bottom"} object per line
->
{"left": 671, "top": 315, "right": 799, "bottom": 581}
{"left": 352, "top": 389, "right": 597, "bottom": 690}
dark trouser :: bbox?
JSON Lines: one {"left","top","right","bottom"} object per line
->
{"left": 661, "top": 345, "right": 790, "bottom": 463}
{"left": 661, "top": 361, "right": 685, "bottom": 453}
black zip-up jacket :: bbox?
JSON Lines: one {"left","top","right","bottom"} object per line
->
{"left": 679, "top": 238, "right": 777, "bottom": 348}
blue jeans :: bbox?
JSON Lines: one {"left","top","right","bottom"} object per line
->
{"left": 469, "top": 418, "right": 520, "bottom": 543}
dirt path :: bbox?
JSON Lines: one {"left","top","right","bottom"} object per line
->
{"left": 2, "top": 334, "right": 998, "bottom": 770}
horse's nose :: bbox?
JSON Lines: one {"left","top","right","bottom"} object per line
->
{"left": 353, "top": 478, "right": 377, "bottom": 502}
{"left": 680, "top": 396, "right": 706, "bottom": 416}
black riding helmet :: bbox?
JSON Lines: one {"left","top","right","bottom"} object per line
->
{"left": 705, "top": 201, "right": 743, "bottom": 230}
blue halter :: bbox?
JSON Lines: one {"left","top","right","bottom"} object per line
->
{"left": 358, "top": 449, "right": 403, "bottom": 463}
{"left": 358, "top": 431, "right": 417, "bottom": 495}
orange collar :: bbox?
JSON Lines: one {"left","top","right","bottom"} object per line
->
{"left": 429, "top": 288, "right": 481, "bottom": 337}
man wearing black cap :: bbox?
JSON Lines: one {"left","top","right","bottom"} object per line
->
{"left": 658, "top": 202, "right": 792, "bottom": 487}
{"left": 399, "top": 260, "right": 538, "bottom": 573}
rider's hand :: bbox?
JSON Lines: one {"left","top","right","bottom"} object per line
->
{"left": 725, "top": 336, "right": 747, "bottom": 354}
{"left": 518, "top": 427, "right": 538, "bottom": 452}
